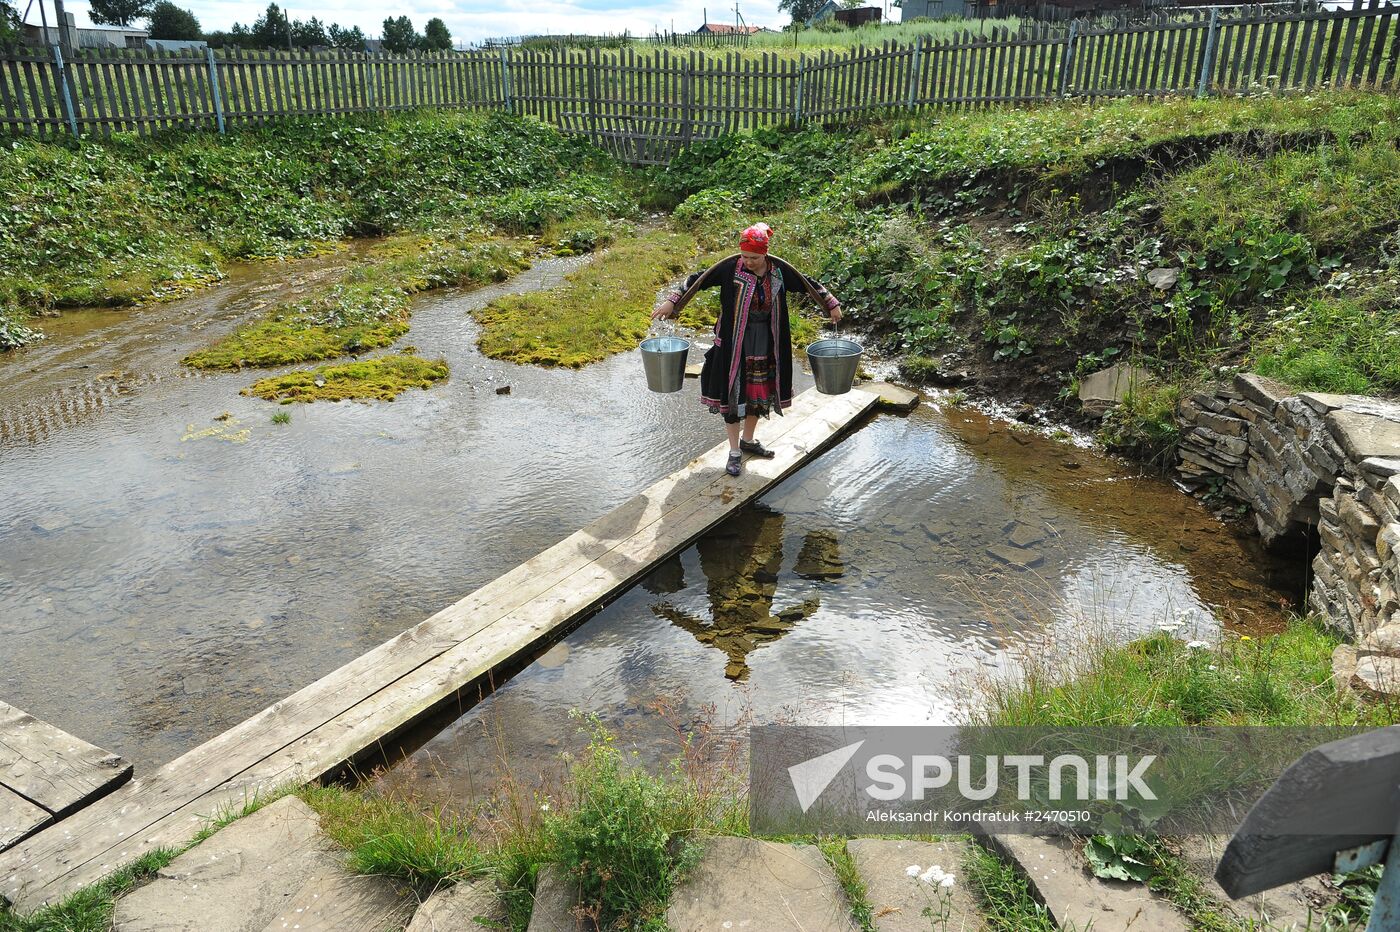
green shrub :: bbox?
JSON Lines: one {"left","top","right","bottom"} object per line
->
{"left": 0, "top": 307, "right": 42, "bottom": 350}
{"left": 541, "top": 721, "right": 703, "bottom": 928}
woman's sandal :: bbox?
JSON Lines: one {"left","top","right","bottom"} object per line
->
{"left": 740, "top": 439, "right": 776, "bottom": 458}
{"left": 726, "top": 450, "right": 742, "bottom": 476}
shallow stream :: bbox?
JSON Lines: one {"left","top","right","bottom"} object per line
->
{"left": 0, "top": 250, "right": 1299, "bottom": 782}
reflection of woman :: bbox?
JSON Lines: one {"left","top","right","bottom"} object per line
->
{"left": 651, "top": 504, "right": 822, "bottom": 681}
{"left": 652, "top": 223, "right": 842, "bottom": 477}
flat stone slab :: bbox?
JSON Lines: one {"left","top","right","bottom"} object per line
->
{"left": 847, "top": 838, "right": 984, "bottom": 931}
{"left": 667, "top": 836, "right": 859, "bottom": 932}
{"left": 1079, "top": 364, "right": 1155, "bottom": 415}
{"left": 1327, "top": 409, "right": 1400, "bottom": 462}
{"left": 985, "top": 544, "right": 1044, "bottom": 570}
{"left": 113, "top": 796, "right": 413, "bottom": 932}
{"left": 864, "top": 382, "right": 921, "bottom": 412}
{"left": 981, "top": 834, "right": 1188, "bottom": 932}
{"left": 408, "top": 878, "right": 507, "bottom": 931}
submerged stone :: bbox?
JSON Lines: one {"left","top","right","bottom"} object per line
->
{"left": 986, "top": 544, "right": 1045, "bottom": 570}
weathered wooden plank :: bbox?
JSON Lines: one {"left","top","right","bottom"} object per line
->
{"left": 0, "top": 701, "right": 131, "bottom": 816}
{"left": 0, "top": 386, "right": 879, "bottom": 911}
{"left": 1217, "top": 728, "right": 1400, "bottom": 899}
{"left": 0, "top": 785, "right": 47, "bottom": 851}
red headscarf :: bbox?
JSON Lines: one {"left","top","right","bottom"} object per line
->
{"left": 739, "top": 222, "right": 773, "bottom": 255}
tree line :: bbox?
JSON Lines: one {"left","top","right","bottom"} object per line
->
{"left": 79, "top": 0, "right": 453, "bottom": 52}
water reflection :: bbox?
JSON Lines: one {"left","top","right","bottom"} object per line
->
{"left": 650, "top": 505, "right": 834, "bottom": 681}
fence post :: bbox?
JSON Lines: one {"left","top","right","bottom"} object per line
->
{"left": 498, "top": 46, "right": 513, "bottom": 113}
{"left": 1058, "top": 20, "right": 1078, "bottom": 96}
{"left": 205, "top": 46, "right": 227, "bottom": 134}
{"left": 794, "top": 54, "right": 805, "bottom": 124}
{"left": 586, "top": 46, "right": 600, "bottom": 147}
{"left": 906, "top": 37, "right": 923, "bottom": 111}
{"left": 51, "top": 44, "right": 79, "bottom": 137}
{"left": 1197, "top": 6, "right": 1221, "bottom": 98}
{"left": 681, "top": 56, "right": 694, "bottom": 146}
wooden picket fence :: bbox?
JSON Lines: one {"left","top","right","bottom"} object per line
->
{"left": 1, "top": 3, "right": 1397, "bottom": 164}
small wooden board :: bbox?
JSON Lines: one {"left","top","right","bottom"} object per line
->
{"left": 1216, "top": 728, "right": 1400, "bottom": 899}
{"left": 0, "top": 385, "right": 880, "bottom": 913}
{"left": 0, "top": 701, "right": 132, "bottom": 852}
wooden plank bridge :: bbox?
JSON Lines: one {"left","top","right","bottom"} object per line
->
{"left": 0, "top": 384, "right": 910, "bottom": 913}
{"left": 0, "top": 703, "right": 131, "bottom": 852}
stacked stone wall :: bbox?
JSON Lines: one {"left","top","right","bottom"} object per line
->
{"left": 1174, "top": 374, "right": 1400, "bottom": 639}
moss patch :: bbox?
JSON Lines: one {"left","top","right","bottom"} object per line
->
{"left": 474, "top": 228, "right": 702, "bottom": 367}
{"left": 244, "top": 354, "right": 449, "bottom": 403}
{"left": 185, "top": 235, "right": 528, "bottom": 370}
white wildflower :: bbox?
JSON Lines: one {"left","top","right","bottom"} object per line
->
{"left": 906, "top": 864, "right": 921, "bottom": 877}
{"left": 919, "top": 865, "right": 947, "bottom": 885}
{"left": 940, "top": 874, "right": 956, "bottom": 889}
{"left": 1186, "top": 640, "right": 1210, "bottom": 650}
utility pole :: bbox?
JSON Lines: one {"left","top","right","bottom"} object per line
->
{"left": 52, "top": 0, "right": 73, "bottom": 58}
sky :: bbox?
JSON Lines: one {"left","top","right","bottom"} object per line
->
{"left": 39, "top": 0, "right": 803, "bottom": 43}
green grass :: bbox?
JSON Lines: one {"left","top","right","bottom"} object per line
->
{"left": 244, "top": 354, "right": 449, "bottom": 403}
{"left": 0, "top": 850, "right": 178, "bottom": 932}
{"left": 1252, "top": 279, "right": 1400, "bottom": 395}
{"left": 975, "top": 617, "right": 1394, "bottom": 728}
{"left": 963, "top": 844, "right": 1056, "bottom": 932}
{"left": 818, "top": 839, "right": 876, "bottom": 932}
{"left": 300, "top": 785, "right": 490, "bottom": 890}
{"left": 848, "top": 92, "right": 1400, "bottom": 201}
{"left": 1159, "top": 139, "right": 1400, "bottom": 256}
{"left": 184, "top": 234, "right": 528, "bottom": 370}
{"left": 474, "top": 228, "right": 705, "bottom": 367}
{"left": 0, "top": 110, "right": 632, "bottom": 341}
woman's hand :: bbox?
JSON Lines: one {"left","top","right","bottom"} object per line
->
{"left": 829, "top": 304, "right": 843, "bottom": 326}
{"left": 652, "top": 300, "right": 676, "bottom": 321}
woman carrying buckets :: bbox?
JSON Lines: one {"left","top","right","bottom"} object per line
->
{"left": 652, "top": 223, "right": 842, "bottom": 477}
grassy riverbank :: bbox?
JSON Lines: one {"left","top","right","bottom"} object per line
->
{"left": 969, "top": 616, "right": 1397, "bottom": 929}
{"left": 183, "top": 234, "right": 531, "bottom": 371}
{"left": 659, "top": 90, "right": 1400, "bottom": 459}
{"left": 0, "top": 110, "right": 635, "bottom": 352}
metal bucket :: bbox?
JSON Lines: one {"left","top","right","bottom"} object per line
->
{"left": 640, "top": 335, "right": 691, "bottom": 393}
{"left": 806, "top": 338, "right": 863, "bottom": 395}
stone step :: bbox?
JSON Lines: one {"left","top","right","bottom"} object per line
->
{"left": 1175, "top": 834, "right": 1354, "bottom": 932}
{"left": 525, "top": 864, "right": 583, "bottom": 932}
{"left": 846, "top": 838, "right": 985, "bottom": 931}
{"left": 112, "top": 796, "right": 414, "bottom": 932}
{"left": 981, "top": 833, "right": 1189, "bottom": 932}
{"left": 667, "top": 836, "right": 860, "bottom": 932}
{"left": 407, "top": 878, "right": 508, "bottom": 931}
